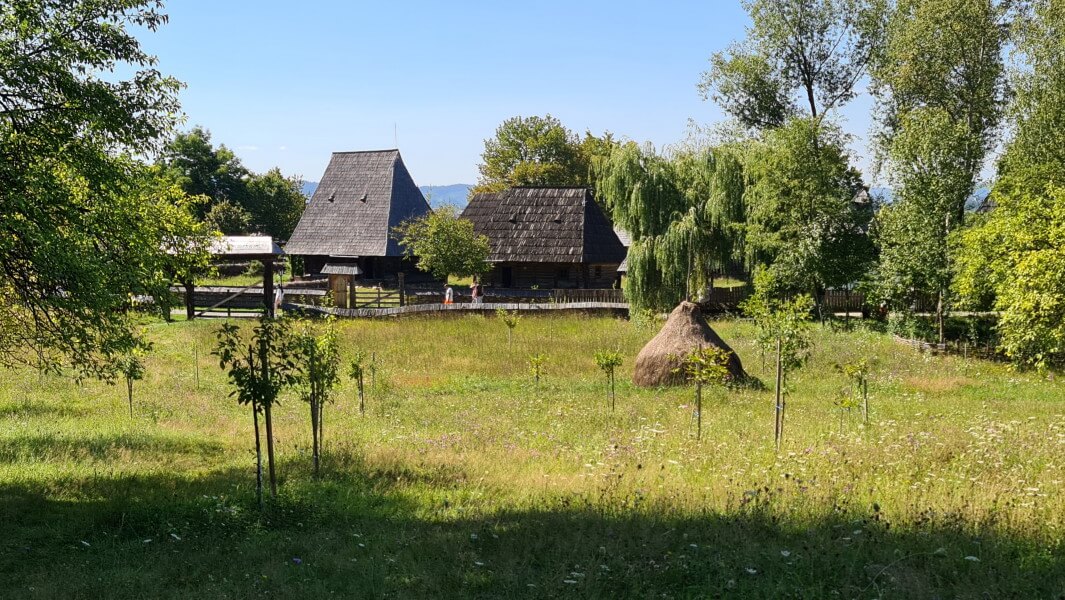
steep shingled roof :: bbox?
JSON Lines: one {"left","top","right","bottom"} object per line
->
{"left": 461, "top": 187, "right": 626, "bottom": 264}
{"left": 284, "top": 150, "right": 430, "bottom": 257}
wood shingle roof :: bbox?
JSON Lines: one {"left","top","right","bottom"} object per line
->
{"left": 285, "top": 150, "right": 430, "bottom": 257}
{"left": 461, "top": 187, "right": 627, "bottom": 264}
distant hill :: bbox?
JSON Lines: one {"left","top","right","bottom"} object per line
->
{"left": 300, "top": 181, "right": 472, "bottom": 210}
{"left": 419, "top": 184, "right": 473, "bottom": 209}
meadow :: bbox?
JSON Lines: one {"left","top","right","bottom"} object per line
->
{"left": 1, "top": 314, "right": 1062, "bottom": 599}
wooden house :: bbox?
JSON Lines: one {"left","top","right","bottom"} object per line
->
{"left": 461, "top": 187, "right": 626, "bottom": 289}
{"left": 285, "top": 150, "right": 431, "bottom": 292}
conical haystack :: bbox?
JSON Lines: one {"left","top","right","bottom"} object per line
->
{"left": 633, "top": 301, "right": 746, "bottom": 387}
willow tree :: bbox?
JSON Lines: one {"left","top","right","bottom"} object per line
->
{"left": 596, "top": 143, "right": 746, "bottom": 311}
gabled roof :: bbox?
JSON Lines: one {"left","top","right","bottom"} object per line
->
{"left": 461, "top": 187, "right": 627, "bottom": 264}
{"left": 285, "top": 150, "right": 430, "bottom": 257}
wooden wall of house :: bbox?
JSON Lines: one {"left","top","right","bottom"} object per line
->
{"left": 481, "top": 262, "right": 622, "bottom": 289}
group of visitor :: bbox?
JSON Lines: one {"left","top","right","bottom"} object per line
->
{"left": 443, "top": 279, "right": 484, "bottom": 305}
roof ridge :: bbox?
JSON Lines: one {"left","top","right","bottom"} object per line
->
{"left": 331, "top": 149, "right": 400, "bottom": 155}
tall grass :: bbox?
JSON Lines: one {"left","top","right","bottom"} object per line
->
{"left": 0, "top": 315, "right": 1062, "bottom": 598}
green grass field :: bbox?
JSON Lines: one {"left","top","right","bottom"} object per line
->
{"left": 1, "top": 315, "right": 1062, "bottom": 598}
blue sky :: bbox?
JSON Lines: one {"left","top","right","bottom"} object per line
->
{"left": 141, "top": 0, "right": 876, "bottom": 186}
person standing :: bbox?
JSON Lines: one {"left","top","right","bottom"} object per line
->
{"left": 444, "top": 283, "right": 454, "bottom": 305}
{"left": 470, "top": 278, "right": 483, "bottom": 304}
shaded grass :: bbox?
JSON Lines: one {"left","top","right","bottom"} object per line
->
{"left": 0, "top": 315, "right": 1063, "bottom": 598}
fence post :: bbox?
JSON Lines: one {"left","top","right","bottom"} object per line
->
{"left": 398, "top": 273, "right": 406, "bottom": 307}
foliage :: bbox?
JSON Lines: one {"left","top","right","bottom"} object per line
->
{"left": 742, "top": 269, "right": 814, "bottom": 448}
{"left": 214, "top": 317, "right": 299, "bottom": 500}
{"left": 349, "top": 350, "right": 368, "bottom": 415}
{"left": 678, "top": 346, "right": 734, "bottom": 388}
{"left": 157, "top": 127, "right": 250, "bottom": 220}
{"left": 867, "top": 0, "right": 1008, "bottom": 340}
{"left": 676, "top": 345, "right": 734, "bottom": 440}
{"left": 473, "top": 115, "right": 613, "bottom": 193}
{"left": 393, "top": 206, "right": 490, "bottom": 281}
{"left": 742, "top": 118, "right": 874, "bottom": 301}
{"left": 528, "top": 353, "right": 548, "bottom": 385}
{"left": 834, "top": 356, "right": 875, "bottom": 423}
{"left": 955, "top": 182, "right": 1065, "bottom": 368}
{"left": 699, "top": 0, "right": 885, "bottom": 126}
{"left": 244, "top": 168, "right": 306, "bottom": 241}
{"left": 294, "top": 317, "right": 341, "bottom": 473}
{"left": 496, "top": 308, "right": 520, "bottom": 346}
{"left": 0, "top": 0, "right": 221, "bottom": 377}
{"left": 114, "top": 336, "right": 151, "bottom": 419}
{"left": 158, "top": 129, "right": 305, "bottom": 240}
{"left": 593, "top": 349, "right": 623, "bottom": 411}
{"left": 596, "top": 142, "right": 747, "bottom": 310}
{"left": 205, "top": 199, "right": 252, "bottom": 235}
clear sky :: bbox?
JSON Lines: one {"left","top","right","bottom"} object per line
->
{"left": 141, "top": 0, "right": 876, "bottom": 186}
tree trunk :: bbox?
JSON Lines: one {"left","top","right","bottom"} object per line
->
{"left": 260, "top": 338, "right": 277, "bottom": 497}
{"left": 253, "top": 403, "right": 263, "bottom": 509}
{"left": 264, "top": 401, "right": 277, "bottom": 497}
{"left": 610, "top": 371, "right": 616, "bottom": 412}
{"left": 695, "top": 381, "right": 702, "bottom": 441}
{"left": 862, "top": 378, "right": 869, "bottom": 424}
{"left": 310, "top": 397, "right": 319, "bottom": 475}
{"left": 183, "top": 280, "right": 195, "bottom": 321}
{"left": 358, "top": 374, "right": 365, "bottom": 416}
{"left": 937, "top": 289, "right": 945, "bottom": 346}
{"left": 775, "top": 338, "right": 783, "bottom": 451}
{"left": 126, "top": 377, "right": 134, "bottom": 419}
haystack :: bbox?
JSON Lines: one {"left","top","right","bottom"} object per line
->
{"left": 633, "top": 301, "right": 745, "bottom": 386}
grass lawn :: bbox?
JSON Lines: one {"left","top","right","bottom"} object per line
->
{"left": 1, "top": 315, "right": 1062, "bottom": 598}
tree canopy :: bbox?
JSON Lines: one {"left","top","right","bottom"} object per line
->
{"left": 157, "top": 128, "right": 305, "bottom": 240}
{"left": 699, "top": 0, "right": 884, "bottom": 127}
{"left": 474, "top": 115, "right": 615, "bottom": 193}
{"left": 393, "top": 207, "right": 490, "bottom": 282}
{"left": 0, "top": 0, "right": 213, "bottom": 377}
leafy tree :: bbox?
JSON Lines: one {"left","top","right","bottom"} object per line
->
{"left": 596, "top": 142, "right": 747, "bottom": 311}
{"left": 528, "top": 353, "right": 548, "bottom": 386}
{"left": 835, "top": 357, "right": 875, "bottom": 423}
{"left": 294, "top": 317, "right": 340, "bottom": 474}
{"left": 115, "top": 338, "right": 151, "bottom": 419}
{"left": 677, "top": 346, "right": 733, "bottom": 440}
{"left": 593, "top": 350, "right": 623, "bottom": 411}
{"left": 205, "top": 199, "right": 252, "bottom": 235}
{"left": 868, "top": 0, "right": 1008, "bottom": 342}
{"left": 742, "top": 118, "right": 874, "bottom": 314}
{"left": 699, "top": 0, "right": 885, "bottom": 127}
{"left": 394, "top": 206, "right": 490, "bottom": 281}
{"left": 955, "top": 182, "right": 1065, "bottom": 369}
{"left": 496, "top": 308, "right": 520, "bottom": 347}
{"left": 215, "top": 318, "right": 299, "bottom": 504}
{"left": 474, "top": 115, "right": 613, "bottom": 193}
{"left": 245, "top": 168, "right": 306, "bottom": 241}
{"left": 348, "top": 350, "right": 368, "bottom": 416}
{"left": 157, "top": 127, "right": 250, "bottom": 220}
{"left": 0, "top": 0, "right": 215, "bottom": 376}
{"left": 741, "top": 269, "right": 813, "bottom": 449}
